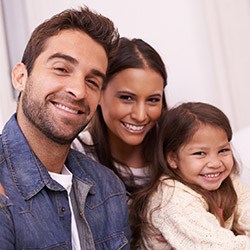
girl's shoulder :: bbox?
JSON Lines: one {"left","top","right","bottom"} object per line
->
{"left": 231, "top": 173, "right": 250, "bottom": 196}
{"left": 159, "top": 176, "right": 202, "bottom": 196}
{"left": 151, "top": 176, "right": 207, "bottom": 209}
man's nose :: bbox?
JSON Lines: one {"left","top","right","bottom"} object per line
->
{"left": 65, "top": 77, "right": 87, "bottom": 99}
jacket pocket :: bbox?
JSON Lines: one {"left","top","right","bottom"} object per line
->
{"left": 22, "top": 242, "right": 69, "bottom": 250}
{"left": 95, "top": 231, "right": 129, "bottom": 250}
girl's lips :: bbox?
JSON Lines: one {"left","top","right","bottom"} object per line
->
{"left": 199, "top": 172, "right": 224, "bottom": 183}
{"left": 201, "top": 172, "right": 220, "bottom": 178}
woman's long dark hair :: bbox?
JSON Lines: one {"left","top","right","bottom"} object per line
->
{"left": 130, "top": 102, "right": 240, "bottom": 249}
{"left": 78, "top": 37, "right": 168, "bottom": 194}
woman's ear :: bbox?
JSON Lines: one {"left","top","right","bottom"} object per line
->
{"left": 11, "top": 63, "right": 28, "bottom": 92}
{"left": 167, "top": 152, "right": 178, "bottom": 169}
{"left": 99, "top": 91, "right": 104, "bottom": 105}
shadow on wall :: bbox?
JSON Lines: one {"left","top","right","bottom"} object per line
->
{"left": 232, "top": 126, "right": 250, "bottom": 186}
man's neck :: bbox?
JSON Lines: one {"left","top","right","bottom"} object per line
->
{"left": 17, "top": 116, "right": 70, "bottom": 174}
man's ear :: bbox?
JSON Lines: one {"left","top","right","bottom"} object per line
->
{"left": 11, "top": 63, "right": 28, "bottom": 92}
{"left": 167, "top": 152, "right": 178, "bottom": 169}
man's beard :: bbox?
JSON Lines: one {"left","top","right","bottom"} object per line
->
{"left": 21, "top": 78, "right": 90, "bottom": 145}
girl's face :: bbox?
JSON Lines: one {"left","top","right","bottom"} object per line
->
{"left": 167, "top": 124, "right": 234, "bottom": 191}
{"left": 100, "top": 68, "right": 164, "bottom": 147}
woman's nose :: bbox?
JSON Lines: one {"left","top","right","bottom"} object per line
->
{"left": 131, "top": 104, "right": 147, "bottom": 122}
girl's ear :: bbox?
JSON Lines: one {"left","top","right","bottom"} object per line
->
{"left": 12, "top": 63, "right": 28, "bottom": 92}
{"left": 167, "top": 152, "right": 178, "bottom": 169}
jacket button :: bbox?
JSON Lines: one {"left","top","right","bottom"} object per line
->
{"left": 61, "top": 207, "right": 66, "bottom": 212}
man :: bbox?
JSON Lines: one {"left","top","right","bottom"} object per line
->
{"left": 0, "top": 6, "right": 130, "bottom": 249}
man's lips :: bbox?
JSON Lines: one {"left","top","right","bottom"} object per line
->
{"left": 53, "top": 102, "right": 85, "bottom": 114}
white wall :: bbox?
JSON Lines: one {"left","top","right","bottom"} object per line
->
{"left": 1, "top": 0, "right": 250, "bottom": 133}
{"left": 0, "top": 2, "right": 16, "bottom": 132}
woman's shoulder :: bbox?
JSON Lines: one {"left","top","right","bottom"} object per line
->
{"left": 71, "top": 130, "right": 93, "bottom": 152}
{"left": 71, "top": 130, "right": 99, "bottom": 162}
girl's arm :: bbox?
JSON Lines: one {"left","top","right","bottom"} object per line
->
{"left": 232, "top": 176, "right": 250, "bottom": 235}
{"left": 148, "top": 180, "right": 250, "bottom": 250}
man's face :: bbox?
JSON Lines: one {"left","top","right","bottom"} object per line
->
{"left": 14, "top": 30, "right": 108, "bottom": 144}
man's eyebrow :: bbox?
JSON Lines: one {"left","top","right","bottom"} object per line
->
{"left": 47, "top": 53, "right": 78, "bottom": 65}
{"left": 90, "top": 69, "right": 106, "bottom": 82}
{"left": 48, "top": 53, "right": 106, "bottom": 81}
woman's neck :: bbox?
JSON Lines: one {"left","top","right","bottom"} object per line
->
{"left": 110, "top": 139, "right": 145, "bottom": 168}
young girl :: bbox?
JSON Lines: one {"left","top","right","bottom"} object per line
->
{"left": 130, "top": 102, "right": 250, "bottom": 249}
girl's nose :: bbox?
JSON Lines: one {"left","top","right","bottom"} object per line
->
{"left": 207, "top": 159, "right": 222, "bottom": 168}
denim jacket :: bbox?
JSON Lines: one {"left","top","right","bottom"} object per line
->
{"left": 0, "top": 115, "right": 130, "bottom": 250}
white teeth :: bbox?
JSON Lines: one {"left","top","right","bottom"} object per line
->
{"left": 123, "top": 122, "right": 144, "bottom": 131}
{"left": 204, "top": 173, "right": 220, "bottom": 178}
{"left": 55, "top": 103, "right": 78, "bottom": 114}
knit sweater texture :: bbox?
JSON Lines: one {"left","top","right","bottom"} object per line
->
{"left": 140, "top": 175, "right": 250, "bottom": 249}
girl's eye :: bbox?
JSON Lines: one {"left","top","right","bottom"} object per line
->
{"left": 193, "top": 151, "right": 205, "bottom": 156}
{"left": 219, "top": 148, "right": 231, "bottom": 154}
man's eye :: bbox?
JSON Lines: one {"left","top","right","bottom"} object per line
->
{"left": 86, "top": 79, "right": 100, "bottom": 90}
{"left": 54, "top": 67, "right": 67, "bottom": 73}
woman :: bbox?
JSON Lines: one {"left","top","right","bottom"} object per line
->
{"left": 72, "top": 37, "right": 168, "bottom": 197}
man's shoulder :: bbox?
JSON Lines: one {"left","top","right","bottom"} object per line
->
{"left": 0, "top": 134, "right": 7, "bottom": 168}
{"left": 67, "top": 149, "right": 126, "bottom": 192}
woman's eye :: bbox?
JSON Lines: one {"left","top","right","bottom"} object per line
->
{"left": 148, "top": 97, "right": 161, "bottom": 103}
{"left": 120, "top": 95, "right": 133, "bottom": 101}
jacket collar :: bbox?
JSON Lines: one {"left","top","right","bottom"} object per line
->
{"left": 1, "top": 114, "right": 95, "bottom": 200}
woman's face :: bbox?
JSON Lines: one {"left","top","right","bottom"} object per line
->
{"left": 100, "top": 68, "right": 165, "bottom": 147}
